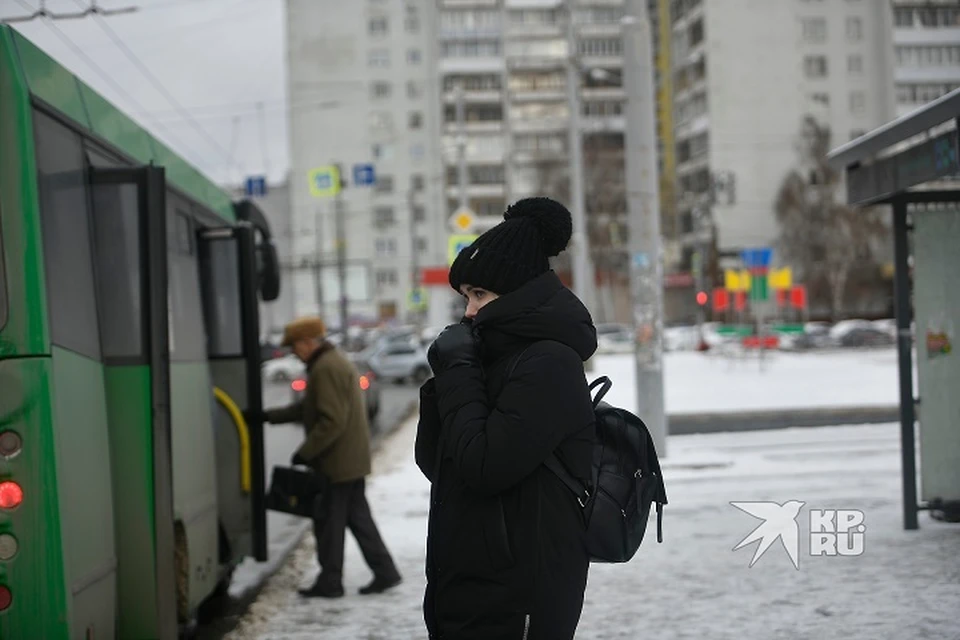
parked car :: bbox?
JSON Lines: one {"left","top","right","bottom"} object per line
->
{"left": 596, "top": 330, "right": 634, "bottom": 354}
{"left": 261, "top": 354, "right": 303, "bottom": 382}
{"left": 838, "top": 326, "right": 896, "bottom": 348}
{"left": 366, "top": 342, "right": 432, "bottom": 384}
{"left": 289, "top": 356, "right": 381, "bottom": 422}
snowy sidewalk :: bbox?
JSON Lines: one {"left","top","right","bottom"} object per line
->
{"left": 224, "top": 415, "right": 959, "bottom": 640}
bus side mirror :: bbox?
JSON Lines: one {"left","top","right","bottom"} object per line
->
{"left": 258, "top": 241, "right": 280, "bottom": 302}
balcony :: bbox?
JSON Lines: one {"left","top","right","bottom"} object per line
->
{"left": 580, "top": 115, "right": 625, "bottom": 132}
{"left": 440, "top": 57, "right": 506, "bottom": 74}
{"left": 443, "top": 120, "right": 504, "bottom": 135}
{"left": 446, "top": 183, "right": 506, "bottom": 199}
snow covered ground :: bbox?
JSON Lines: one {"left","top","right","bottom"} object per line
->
{"left": 224, "top": 415, "right": 959, "bottom": 640}
{"left": 594, "top": 348, "right": 904, "bottom": 416}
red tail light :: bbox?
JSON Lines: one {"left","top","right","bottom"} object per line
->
{"left": 359, "top": 375, "right": 371, "bottom": 391}
{"left": 0, "top": 585, "right": 10, "bottom": 611}
{"left": 0, "top": 482, "right": 23, "bottom": 510}
{"left": 291, "top": 379, "right": 307, "bottom": 392}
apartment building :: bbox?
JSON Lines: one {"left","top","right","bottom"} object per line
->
{"left": 665, "top": 0, "right": 896, "bottom": 319}
{"left": 891, "top": 1, "right": 960, "bottom": 117}
{"left": 285, "top": 0, "right": 446, "bottom": 327}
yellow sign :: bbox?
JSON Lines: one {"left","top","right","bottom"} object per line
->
{"left": 307, "top": 165, "right": 340, "bottom": 198}
{"left": 724, "top": 269, "right": 751, "bottom": 293}
{"left": 449, "top": 206, "right": 476, "bottom": 233}
{"left": 448, "top": 234, "right": 478, "bottom": 266}
{"left": 768, "top": 267, "right": 793, "bottom": 290}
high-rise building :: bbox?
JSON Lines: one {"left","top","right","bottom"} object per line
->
{"left": 891, "top": 1, "right": 960, "bottom": 117}
{"left": 285, "top": 0, "right": 446, "bottom": 328}
{"left": 663, "top": 0, "right": 897, "bottom": 320}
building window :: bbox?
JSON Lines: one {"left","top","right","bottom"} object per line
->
{"left": 444, "top": 74, "right": 502, "bottom": 92}
{"left": 444, "top": 103, "right": 502, "bottom": 123}
{"left": 405, "top": 5, "right": 420, "bottom": 33}
{"left": 369, "top": 15, "right": 389, "bottom": 36}
{"left": 368, "top": 49, "right": 390, "bottom": 68}
{"left": 411, "top": 174, "right": 425, "bottom": 191}
{"left": 375, "top": 237, "right": 397, "bottom": 257}
{"left": 810, "top": 92, "right": 830, "bottom": 106}
{"left": 376, "top": 269, "right": 398, "bottom": 287}
{"left": 847, "top": 54, "right": 863, "bottom": 75}
{"left": 440, "top": 9, "right": 501, "bottom": 36}
{"left": 413, "top": 206, "right": 426, "bottom": 222}
{"left": 371, "top": 82, "right": 392, "bottom": 99}
{"left": 407, "top": 80, "right": 423, "bottom": 99}
{"left": 441, "top": 39, "right": 501, "bottom": 58}
{"left": 801, "top": 17, "right": 827, "bottom": 43}
{"left": 408, "top": 49, "right": 422, "bottom": 65}
{"left": 582, "top": 100, "right": 623, "bottom": 117}
{"left": 368, "top": 111, "right": 394, "bottom": 132}
{"left": 374, "top": 207, "right": 395, "bottom": 227}
{"left": 804, "top": 55, "right": 828, "bottom": 78}
{"left": 415, "top": 237, "right": 428, "bottom": 253}
{"left": 578, "top": 38, "right": 623, "bottom": 57}
{"left": 849, "top": 91, "right": 866, "bottom": 114}
{"left": 410, "top": 144, "right": 425, "bottom": 160}
{"left": 845, "top": 17, "right": 862, "bottom": 41}
{"left": 375, "top": 176, "right": 394, "bottom": 194}
{"left": 409, "top": 112, "right": 423, "bottom": 130}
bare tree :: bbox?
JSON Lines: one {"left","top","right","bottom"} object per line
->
{"left": 775, "top": 116, "right": 888, "bottom": 320}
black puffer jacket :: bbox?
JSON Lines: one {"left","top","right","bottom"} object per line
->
{"left": 415, "top": 271, "right": 597, "bottom": 640}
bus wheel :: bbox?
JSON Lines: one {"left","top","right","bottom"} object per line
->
{"left": 175, "top": 522, "right": 190, "bottom": 624}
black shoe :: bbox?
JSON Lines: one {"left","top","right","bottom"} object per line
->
{"left": 358, "top": 574, "right": 402, "bottom": 595}
{"left": 298, "top": 580, "right": 345, "bottom": 599}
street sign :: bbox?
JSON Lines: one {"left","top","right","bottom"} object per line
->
{"left": 244, "top": 175, "right": 267, "bottom": 197}
{"left": 741, "top": 247, "right": 773, "bottom": 269}
{"left": 407, "top": 287, "right": 428, "bottom": 311}
{"left": 353, "top": 163, "right": 376, "bottom": 187}
{"left": 448, "top": 234, "right": 478, "bottom": 266}
{"left": 768, "top": 267, "right": 793, "bottom": 290}
{"left": 449, "top": 206, "right": 476, "bottom": 233}
{"left": 308, "top": 165, "right": 341, "bottom": 198}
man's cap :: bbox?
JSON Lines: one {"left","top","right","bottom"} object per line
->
{"left": 280, "top": 316, "right": 327, "bottom": 347}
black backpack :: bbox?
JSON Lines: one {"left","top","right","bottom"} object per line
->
{"left": 507, "top": 350, "right": 668, "bottom": 563}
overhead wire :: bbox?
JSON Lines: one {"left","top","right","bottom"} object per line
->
{"left": 11, "top": 0, "right": 213, "bottom": 170}
{"left": 79, "top": 3, "right": 237, "bottom": 171}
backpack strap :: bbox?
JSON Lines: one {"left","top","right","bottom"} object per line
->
{"left": 544, "top": 453, "right": 590, "bottom": 507}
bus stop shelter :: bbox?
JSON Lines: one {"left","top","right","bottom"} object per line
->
{"left": 827, "top": 88, "right": 960, "bottom": 530}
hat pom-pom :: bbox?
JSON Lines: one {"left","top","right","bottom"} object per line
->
{"left": 503, "top": 197, "right": 573, "bottom": 257}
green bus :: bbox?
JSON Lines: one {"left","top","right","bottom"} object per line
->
{"left": 0, "top": 26, "right": 279, "bottom": 638}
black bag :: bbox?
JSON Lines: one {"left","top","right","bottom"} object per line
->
{"left": 505, "top": 348, "right": 668, "bottom": 563}
{"left": 546, "top": 376, "right": 667, "bottom": 563}
{"left": 265, "top": 465, "right": 327, "bottom": 518}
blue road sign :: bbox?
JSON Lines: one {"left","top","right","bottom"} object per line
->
{"left": 353, "top": 163, "right": 376, "bottom": 187}
{"left": 741, "top": 247, "right": 773, "bottom": 269}
{"left": 244, "top": 176, "right": 267, "bottom": 197}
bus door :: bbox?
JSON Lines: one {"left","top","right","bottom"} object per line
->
{"left": 197, "top": 225, "right": 268, "bottom": 562}
{"left": 88, "top": 165, "right": 178, "bottom": 639}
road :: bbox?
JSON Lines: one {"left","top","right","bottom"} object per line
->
{"left": 195, "top": 379, "right": 418, "bottom": 638}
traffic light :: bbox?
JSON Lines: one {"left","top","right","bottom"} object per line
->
{"left": 696, "top": 291, "right": 708, "bottom": 306}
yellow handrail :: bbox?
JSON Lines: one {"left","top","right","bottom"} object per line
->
{"left": 213, "top": 386, "right": 251, "bottom": 494}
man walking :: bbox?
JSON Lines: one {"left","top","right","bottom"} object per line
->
{"left": 264, "top": 316, "right": 402, "bottom": 598}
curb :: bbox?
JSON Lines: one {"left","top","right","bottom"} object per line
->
{"left": 667, "top": 404, "right": 900, "bottom": 435}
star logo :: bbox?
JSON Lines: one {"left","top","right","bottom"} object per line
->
{"left": 731, "top": 500, "right": 805, "bottom": 569}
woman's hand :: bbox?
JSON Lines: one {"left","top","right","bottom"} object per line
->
{"left": 428, "top": 323, "right": 479, "bottom": 376}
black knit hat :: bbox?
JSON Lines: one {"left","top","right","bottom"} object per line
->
{"left": 449, "top": 197, "right": 573, "bottom": 295}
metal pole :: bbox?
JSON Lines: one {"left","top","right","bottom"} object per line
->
{"left": 409, "top": 189, "right": 422, "bottom": 330}
{"left": 455, "top": 82, "right": 468, "bottom": 210}
{"left": 623, "top": 0, "right": 667, "bottom": 456}
{"left": 335, "top": 192, "right": 349, "bottom": 332}
{"left": 892, "top": 199, "right": 919, "bottom": 530}
{"left": 314, "top": 208, "right": 324, "bottom": 316}
{"left": 564, "top": 0, "right": 595, "bottom": 315}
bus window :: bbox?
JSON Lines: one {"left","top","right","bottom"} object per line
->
{"left": 166, "top": 198, "right": 207, "bottom": 363}
{"left": 90, "top": 182, "right": 143, "bottom": 360}
{"left": 199, "top": 237, "right": 242, "bottom": 358}
{"left": 33, "top": 111, "right": 101, "bottom": 359}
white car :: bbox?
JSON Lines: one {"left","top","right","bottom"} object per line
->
{"left": 366, "top": 342, "right": 432, "bottom": 384}
{"left": 261, "top": 354, "right": 304, "bottom": 382}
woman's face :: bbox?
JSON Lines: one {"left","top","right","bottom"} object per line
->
{"left": 460, "top": 284, "right": 500, "bottom": 320}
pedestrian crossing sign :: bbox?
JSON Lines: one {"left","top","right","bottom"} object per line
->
{"left": 308, "top": 165, "right": 341, "bottom": 198}
{"left": 448, "top": 234, "right": 478, "bottom": 266}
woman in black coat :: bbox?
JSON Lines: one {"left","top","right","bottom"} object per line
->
{"left": 416, "top": 197, "right": 598, "bottom": 640}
